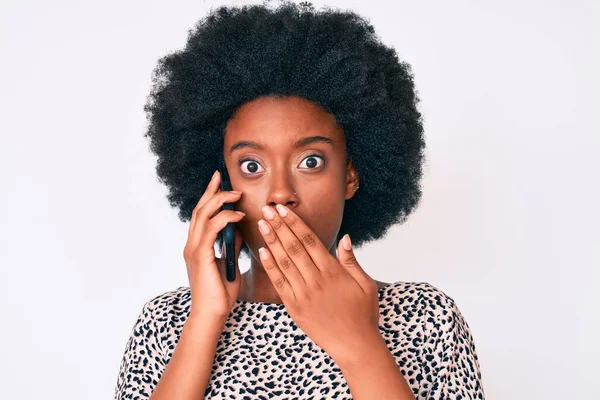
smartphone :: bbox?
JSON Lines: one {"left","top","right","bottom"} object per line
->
{"left": 218, "top": 153, "right": 237, "bottom": 282}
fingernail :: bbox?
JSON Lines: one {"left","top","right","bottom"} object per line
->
{"left": 275, "top": 204, "right": 288, "bottom": 217}
{"left": 231, "top": 190, "right": 242, "bottom": 195}
{"left": 212, "top": 170, "right": 218, "bottom": 180}
{"left": 258, "top": 247, "right": 268, "bottom": 261}
{"left": 258, "top": 219, "right": 271, "bottom": 234}
{"left": 262, "top": 205, "right": 275, "bottom": 220}
{"left": 342, "top": 234, "right": 352, "bottom": 251}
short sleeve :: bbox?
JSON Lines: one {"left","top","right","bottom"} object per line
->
{"left": 425, "top": 294, "right": 486, "bottom": 399}
{"left": 113, "top": 300, "right": 167, "bottom": 399}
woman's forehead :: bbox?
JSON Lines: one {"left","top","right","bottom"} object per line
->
{"left": 224, "top": 96, "right": 345, "bottom": 151}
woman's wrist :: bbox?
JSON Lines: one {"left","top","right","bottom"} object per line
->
{"left": 184, "top": 313, "right": 227, "bottom": 339}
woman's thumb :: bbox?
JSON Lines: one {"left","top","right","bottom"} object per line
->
{"left": 339, "top": 234, "right": 357, "bottom": 263}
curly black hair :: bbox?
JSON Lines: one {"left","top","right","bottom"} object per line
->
{"left": 143, "top": 0, "right": 426, "bottom": 256}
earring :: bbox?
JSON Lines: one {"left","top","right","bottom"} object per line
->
{"left": 354, "top": 185, "right": 359, "bottom": 192}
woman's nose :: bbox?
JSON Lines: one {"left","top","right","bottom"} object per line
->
{"left": 264, "top": 178, "right": 298, "bottom": 208}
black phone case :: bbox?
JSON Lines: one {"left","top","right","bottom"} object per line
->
{"left": 218, "top": 154, "right": 237, "bottom": 282}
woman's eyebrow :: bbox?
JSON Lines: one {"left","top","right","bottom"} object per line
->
{"left": 229, "top": 135, "right": 334, "bottom": 155}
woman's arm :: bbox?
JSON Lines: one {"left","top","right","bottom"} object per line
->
{"left": 113, "top": 299, "right": 226, "bottom": 400}
{"left": 149, "top": 314, "right": 225, "bottom": 400}
{"left": 114, "top": 301, "right": 166, "bottom": 399}
{"left": 336, "top": 330, "right": 416, "bottom": 399}
{"left": 425, "top": 292, "right": 486, "bottom": 399}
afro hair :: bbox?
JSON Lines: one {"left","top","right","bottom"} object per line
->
{"left": 143, "top": 0, "right": 426, "bottom": 256}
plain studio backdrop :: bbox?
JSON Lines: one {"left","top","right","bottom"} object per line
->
{"left": 0, "top": 0, "right": 598, "bottom": 398}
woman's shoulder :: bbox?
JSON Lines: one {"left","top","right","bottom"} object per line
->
{"left": 378, "top": 281, "right": 485, "bottom": 397}
{"left": 138, "top": 286, "right": 192, "bottom": 324}
{"left": 145, "top": 285, "right": 191, "bottom": 304}
{"left": 378, "top": 280, "right": 457, "bottom": 305}
{"left": 378, "top": 280, "right": 464, "bottom": 325}
{"left": 377, "top": 280, "right": 479, "bottom": 354}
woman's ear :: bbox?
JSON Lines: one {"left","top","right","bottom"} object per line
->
{"left": 344, "top": 160, "right": 360, "bottom": 200}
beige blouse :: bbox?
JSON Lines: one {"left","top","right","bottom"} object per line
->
{"left": 114, "top": 281, "right": 485, "bottom": 399}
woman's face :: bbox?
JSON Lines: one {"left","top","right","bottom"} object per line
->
{"left": 223, "top": 95, "right": 359, "bottom": 260}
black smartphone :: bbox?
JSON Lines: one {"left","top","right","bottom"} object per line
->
{"left": 218, "top": 153, "right": 237, "bottom": 282}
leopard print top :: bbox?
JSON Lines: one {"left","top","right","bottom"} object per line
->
{"left": 114, "top": 281, "right": 485, "bottom": 399}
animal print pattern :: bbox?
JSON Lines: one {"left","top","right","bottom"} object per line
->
{"left": 114, "top": 281, "right": 485, "bottom": 399}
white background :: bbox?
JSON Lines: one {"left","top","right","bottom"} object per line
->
{"left": 1, "top": 0, "right": 598, "bottom": 398}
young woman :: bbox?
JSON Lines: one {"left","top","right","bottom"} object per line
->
{"left": 114, "top": 2, "right": 485, "bottom": 399}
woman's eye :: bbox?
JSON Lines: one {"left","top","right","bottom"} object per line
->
{"left": 239, "top": 155, "right": 325, "bottom": 175}
{"left": 239, "top": 159, "right": 265, "bottom": 174}
{"left": 298, "top": 155, "right": 325, "bottom": 169}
